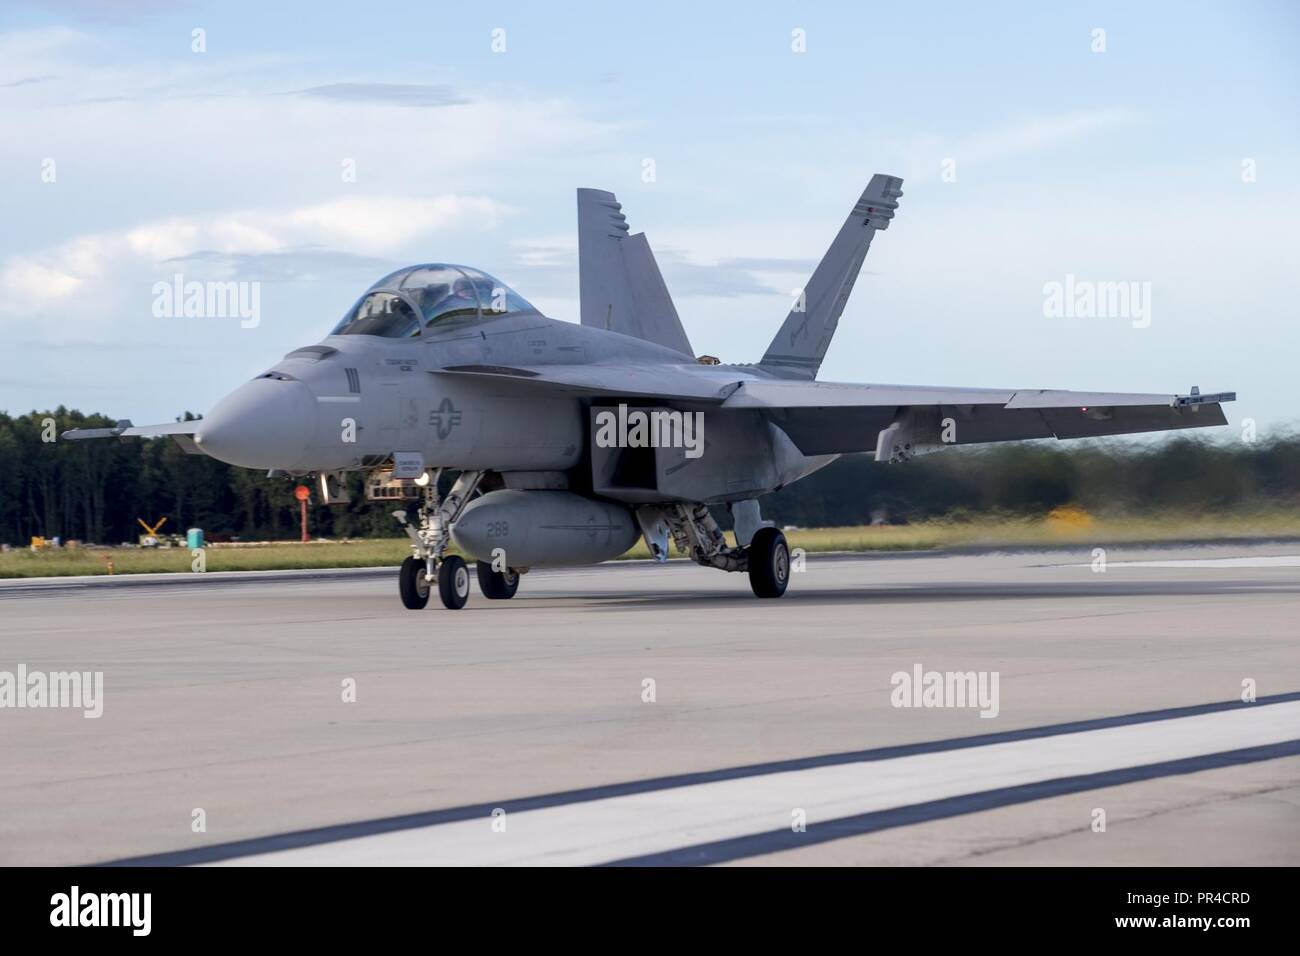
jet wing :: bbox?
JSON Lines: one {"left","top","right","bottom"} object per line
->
{"left": 433, "top": 364, "right": 739, "bottom": 403}
{"left": 723, "top": 380, "right": 1235, "bottom": 457}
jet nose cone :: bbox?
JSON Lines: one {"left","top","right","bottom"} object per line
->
{"left": 195, "top": 378, "right": 316, "bottom": 470}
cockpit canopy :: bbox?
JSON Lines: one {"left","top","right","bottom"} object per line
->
{"left": 331, "top": 264, "right": 537, "bottom": 338}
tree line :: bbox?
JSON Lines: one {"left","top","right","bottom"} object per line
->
{"left": 765, "top": 427, "right": 1300, "bottom": 526}
{"left": 1, "top": 408, "right": 1295, "bottom": 546}
{"left": 0, "top": 409, "right": 399, "bottom": 545}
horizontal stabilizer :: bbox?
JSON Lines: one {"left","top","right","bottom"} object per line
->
{"left": 61, "top": 420, "right": 200, "bottom": 441}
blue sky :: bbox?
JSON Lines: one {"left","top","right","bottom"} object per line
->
{"left": 1, "top": 0, "right": 1296, "bottom": 434}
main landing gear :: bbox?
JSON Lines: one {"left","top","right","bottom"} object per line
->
{"left": 643, "top": 501, "right": 791, "bottom": 598}
{"left": 746, "top": 527, "right": 790, "bottom": 599}
{"left": 476, "top": 561, "right": 520, "bottom": 600}
{"left": 438, "top": 554, "right": 470, "bottom": 610}
{"left": 393, "top": 469, "right": 521, "bottom": 610}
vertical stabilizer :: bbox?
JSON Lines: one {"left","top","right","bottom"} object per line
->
{"left": 760, "top": 174, "right": 903, "bottom": 378}
{"left": 578, "top": 188, "right": 694, "bottom": 357}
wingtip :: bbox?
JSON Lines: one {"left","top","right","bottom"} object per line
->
{"left": 866, "top": 172, "right": 905, "bottom": 199}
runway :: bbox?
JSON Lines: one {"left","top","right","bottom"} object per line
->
{"left": 1, "top": 541, "right": 1298, "bottom": 866}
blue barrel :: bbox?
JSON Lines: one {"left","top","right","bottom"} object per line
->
{"left": 186, "top": 528, "right": 204, "bottom": 549}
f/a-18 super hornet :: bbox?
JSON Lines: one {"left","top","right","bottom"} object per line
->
{"left": 66, "top": 173, "right": 1235, "bottom": 608}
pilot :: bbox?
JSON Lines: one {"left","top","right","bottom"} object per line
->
{"left": 412, "top": 283, "right": 450, "bottom": 317}
{"left": 418, "top": 279, "right": 477, "bottom": 322}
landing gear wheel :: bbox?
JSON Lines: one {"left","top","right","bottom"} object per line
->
{"left": 476, "top": 562, "right": 520, "bottom": 600}
{"left": 399, "top": 556, "right": 430, "bottom": 610}
{"left": 438, "top": 555, "right": 471, "bottom": 610}
{"left": 747, "top": 527, "right": 790, "bottom": 599}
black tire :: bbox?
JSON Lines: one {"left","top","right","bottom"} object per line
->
{"left": 747, "top": 527, "right": 790, "bottom": 599}
{"left": 476, "top": 561, "right": 520, "bottom": 600}
{"left": 399, "top": 556, "right": 430, "bottom": 610}
{"left": 438, "top": 555, "right": 471, "bottom": 610}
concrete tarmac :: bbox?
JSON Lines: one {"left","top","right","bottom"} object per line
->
{"left": 1, "top": 541, "right": 1297, "bottom": 866}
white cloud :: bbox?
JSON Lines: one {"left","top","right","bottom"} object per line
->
{"left": 510, "top": 235, "right": 576, "bottom": 269}
{"left": 890, "top": 107, "right": 1143, "bottom": 182}
{"left": 0, "top": 25, "right": 611, "bottom": 327}
{"left": 0, "top": 26, "right": 613, "bottom": 233}
{"left": 280, "top": 196, "right": 505, "bottom": 254}
{"left": 1, "top": 260, "right": 84, "bottom": 301}
{"left": 0, "top": 194, "right": 509, "bottom": 313}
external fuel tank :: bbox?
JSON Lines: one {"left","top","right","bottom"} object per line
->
{"left": 451, "top": 490, "right": 640, "bottom": 568}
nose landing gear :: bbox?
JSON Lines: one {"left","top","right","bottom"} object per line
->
{"left": 393, "top": 469, "right": 489, "bottom": 610}
{"left": 398, "top": 555, "right": 431, "bottom": 609}
{"left": 437, "top": 555, "right": 471, "bottom": 610}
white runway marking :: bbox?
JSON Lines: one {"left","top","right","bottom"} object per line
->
{"left": 1066, "top": 555, "right": 1300, "bottom": 569}
{"left": 213, "top": 701, "right": 1300, "bottom": 867}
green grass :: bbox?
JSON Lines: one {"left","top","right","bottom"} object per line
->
{"left": 770, "top": 508, "right": 1300, "bottom": 553}
{"left": 0, "top": 540, "right": 413, "bottom": 578}
{"left": 4, "top": 508, "right": 1299, "bottom": 578}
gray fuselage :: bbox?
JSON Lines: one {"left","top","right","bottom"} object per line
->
{"left": 193, "top": 310, "right": 835, "bottom": 506}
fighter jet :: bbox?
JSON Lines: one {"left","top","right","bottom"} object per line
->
{"left": 65, "top": 174, "right": 1235, "bottom": 607}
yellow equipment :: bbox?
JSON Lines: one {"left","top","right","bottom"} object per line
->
{"left": 137, "top": 517, "right": 168, "bottom": 547}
